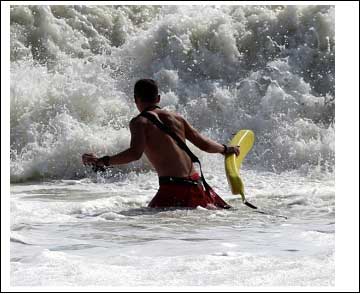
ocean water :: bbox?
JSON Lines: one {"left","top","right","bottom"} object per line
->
{"left": 10, "top": 5, "right": 335, "bottom": 287}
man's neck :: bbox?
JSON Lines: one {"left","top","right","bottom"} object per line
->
{"left": 140, "top": 104, "right": 160, "bottom": 112}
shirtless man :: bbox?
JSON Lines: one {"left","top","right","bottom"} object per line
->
{"left": 82, "top": 79, "right": 239, "bottom": 209}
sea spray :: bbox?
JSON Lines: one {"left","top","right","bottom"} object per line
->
{"left": 10, "top": 5, "right": 335, "bottom": 182}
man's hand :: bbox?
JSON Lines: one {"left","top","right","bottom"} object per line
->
{"left": 82, "top": 153, "right": 102, "bottom": 166}
{"left": 223, "top": 145, "right": 240, "bottom": 156}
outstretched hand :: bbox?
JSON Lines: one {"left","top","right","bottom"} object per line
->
{"left": 82, "top": 153, "right": 107, "bottom": 172}
{"left": 82, "top": 153, "right": 99, "bottom": 166}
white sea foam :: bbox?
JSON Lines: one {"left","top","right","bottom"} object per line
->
{"left": 10, "top": 5, "right": 334, "bottom": 182}
{"left": 10, "top": 168, "right": 335, "bottom": 287}
{"left": 11, "top": 248, "right": 334, "bottom": 287}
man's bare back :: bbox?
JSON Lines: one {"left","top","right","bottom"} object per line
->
{"left": 138, "top": 108, "right": 196, "bottom": 177}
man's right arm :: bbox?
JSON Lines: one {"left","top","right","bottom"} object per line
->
{"left": 182, "top": 117, "right": 239, "bottom": 156}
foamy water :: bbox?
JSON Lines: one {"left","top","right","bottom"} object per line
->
{"left": 10, "top": 165, "right": 335, "bottom": 287}
{"left": 10, "top": 5, "right": 335, "bottom": 288}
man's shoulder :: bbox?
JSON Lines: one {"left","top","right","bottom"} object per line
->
{"left": 161, "top": 109, "right": 183, "bottom": 120}
{"left": 130, "top": 115, "right": 147, "bottom": 126}
{"left": 131, "top": 109, "right": 184, "bottom": 125}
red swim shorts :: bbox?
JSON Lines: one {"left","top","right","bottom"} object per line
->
{"left": 148, "top": 173, "right": 231, "bottom": 209}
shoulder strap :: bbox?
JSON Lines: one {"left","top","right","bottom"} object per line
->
{"left": 139, "top": 111, "right": 211, "bottom": 191}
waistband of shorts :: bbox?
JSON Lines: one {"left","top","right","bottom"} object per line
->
{"left": 159, "top": 173, "right": 202, "bottom": 186}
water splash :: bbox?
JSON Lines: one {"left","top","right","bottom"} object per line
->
{"left": 10, "top": 5, "right": 335, "bottom": 182}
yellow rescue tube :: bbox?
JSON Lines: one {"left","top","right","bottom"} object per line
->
{"left": 225, "top": 130, "right": 255, "bottom": 201}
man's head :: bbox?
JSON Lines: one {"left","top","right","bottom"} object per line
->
{"left": 134, "top": 79, "right": 160, "bottom": 108}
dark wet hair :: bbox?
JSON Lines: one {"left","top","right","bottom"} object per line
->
{"left": 134, "top": 79, "right": 159, "bottom": 103}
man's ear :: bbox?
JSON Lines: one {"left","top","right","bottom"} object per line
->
{"left": 156, "top": 95, "right": 160, "bottom": 103}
